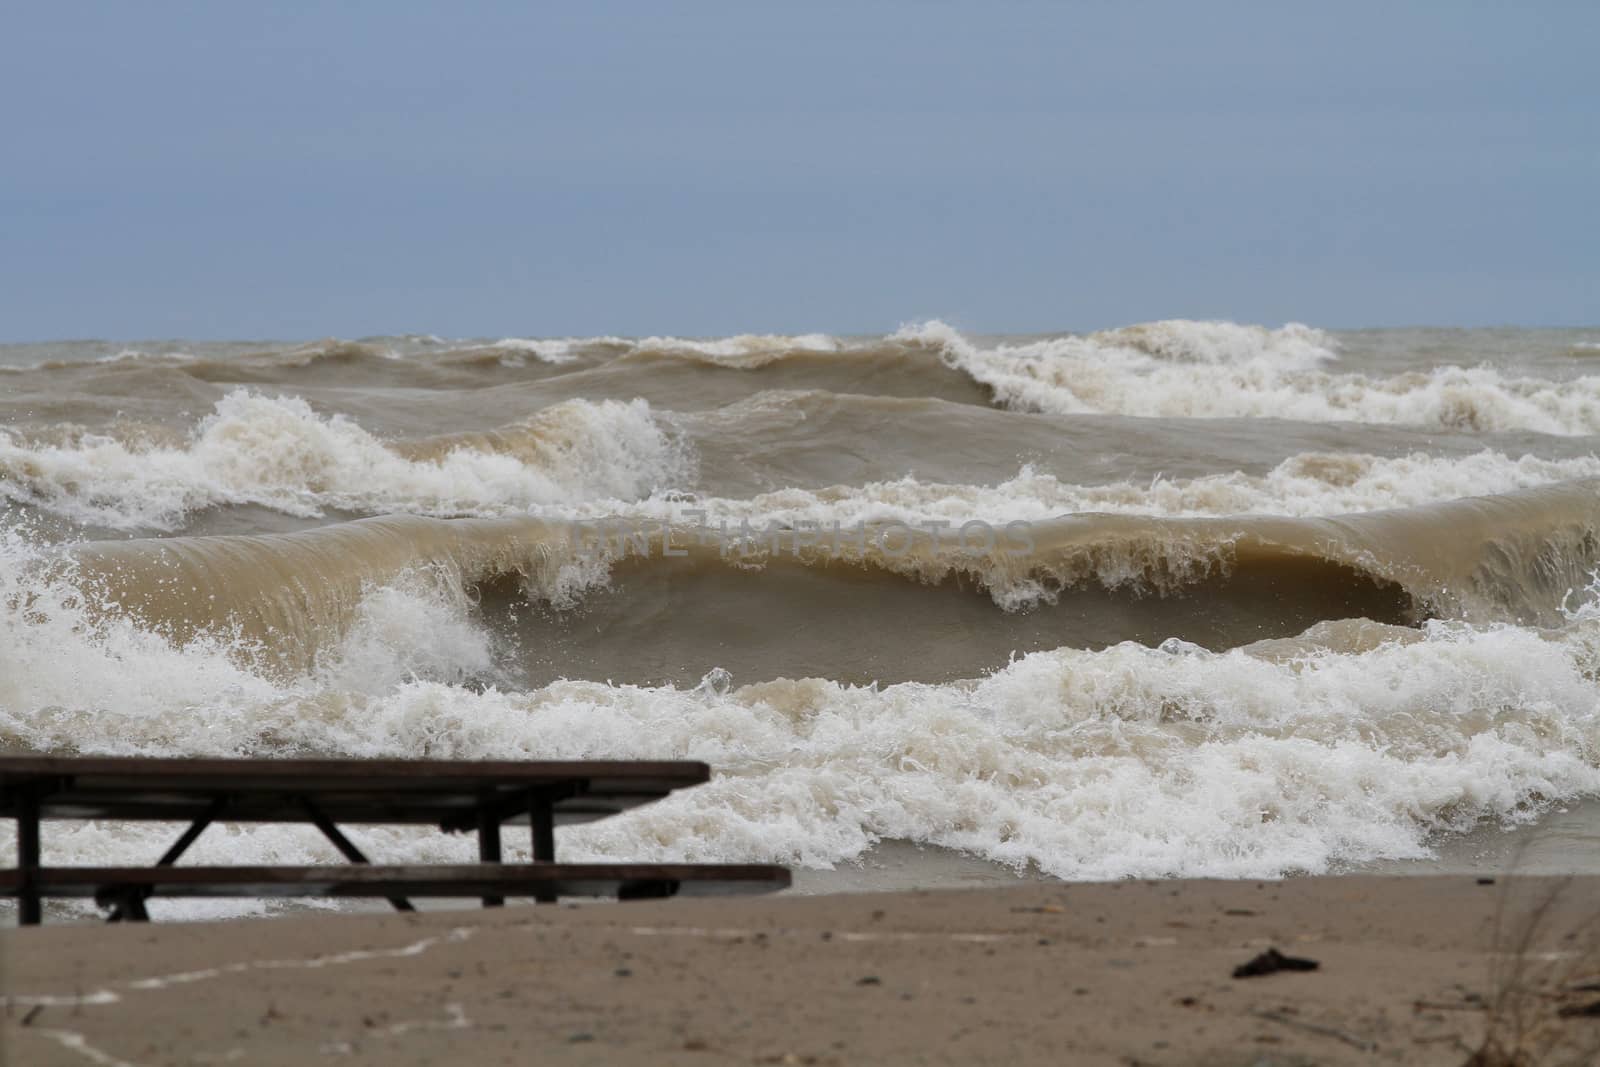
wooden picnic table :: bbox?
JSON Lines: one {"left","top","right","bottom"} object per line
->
{"left": 0, "top": 755, "right": 790, "bottom": 925}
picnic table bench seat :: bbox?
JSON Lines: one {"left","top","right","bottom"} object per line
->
{"left": 0, "top": 863, "right": 789, "bottom": 904}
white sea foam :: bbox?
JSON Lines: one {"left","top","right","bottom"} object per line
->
{"left": 95, "top": 348, "right": 197, "bottom": 366}
{"left": 410, "top": 333, "right": 842, "bottom": 368}
{"left": 899, "top": 319, "right": 1600, "bottom": 434}
{"left": 0, "top": 391, "right": 690, "bottom": 529}
{"left": 487, "top": 338, "right": 591, "bottom": 363}
{"left": 630, "top": 332, "right": 844, "bottom": 366}
{"left": 0, "top": 529, "right": 283, "bottom": 753}
{"left": 609, "top": 451, "right": 1600, "bottom": 529}
{"left": 0, "top": 532, "right": 510, "bottom": 918}
{"left": 1089, "top": 319, "right": 1340, "bottom": 369}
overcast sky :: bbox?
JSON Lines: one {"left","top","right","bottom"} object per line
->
{"left": 3, "top": 1, "right": 1596, "bottom": 340}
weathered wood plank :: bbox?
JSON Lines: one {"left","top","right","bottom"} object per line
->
{"left": 0, "top": 756, "right": 710, "bottom": 826}
{"left": 0, "top": 863, "right": 791, "bottom": 900}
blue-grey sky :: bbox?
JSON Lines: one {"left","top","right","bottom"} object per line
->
{"left": 2, "top": 2, "right": 1596, "bottom": 340}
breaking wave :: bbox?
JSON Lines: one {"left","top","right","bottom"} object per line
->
{"left": 4, "top": 502, "right": 1599, "bottom": 890}
{"left": 32, "top": 482, "right": 1596, "bottom": 683}
{"left": 0, "top": 391, "right": 690, "bottom": 529}
{"left": 896, "top": 320, "right": 1600, "bottom": 434}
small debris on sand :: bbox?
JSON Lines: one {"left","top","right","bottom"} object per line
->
{"left": 1232, "top": 948, "right": 1320, "bottom": 979}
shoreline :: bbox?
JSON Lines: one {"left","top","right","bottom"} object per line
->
{"left": 5, "top": 797, "right": 1598, "bottom": 924}
{"left": 8, "top": 874, "right": 1600, "bottom": 1065}
{"left": 793, "top": 798, "right": 1600, "bottom": 895}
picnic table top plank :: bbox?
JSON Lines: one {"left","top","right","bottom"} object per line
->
{"left": 0, "top": 755, "right": 710, "bottom": 783}
{"left": 0, "top": 755, "right": 712, "bottom": 827}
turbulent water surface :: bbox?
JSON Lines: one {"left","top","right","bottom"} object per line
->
{"left": 4, "top": 322, "right": 1600, "bottom": 917}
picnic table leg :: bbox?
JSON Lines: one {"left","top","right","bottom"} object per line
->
{"left": 108, "top": 796, "right": 229, "bottom": 922}
{"left": 476, "top": 790, "right": 503, "bottom": 908}
{"left": 105, "top": 894, "right": 150, "bottom": 923}
{"left": 17, "top": 786, "right": 41, "bottom": 926}
{"left": 154, "top": 797, "right": 227, "bottom": 867}
{"left": 530, "top": 792, "right": 556, "bottom": 903}
{"left": 297, "top": 798, "right": 416, "bottom": 913}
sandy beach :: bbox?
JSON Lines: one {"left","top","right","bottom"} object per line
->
{"left": 7, "top": 875, "right": 1600, "bottom": 1066}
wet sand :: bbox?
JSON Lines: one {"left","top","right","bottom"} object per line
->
{"left": 1357, "top": 800, "right": 1600, "bottom": 878}
{"left": 790, "top": 800, "right": 1600, "bottom": 895}
{"left": 8, "top": 875, "right": 1600, "bottom": 1065}
{"left": 774, "top": 799, "right": 1600, "bottom": 899}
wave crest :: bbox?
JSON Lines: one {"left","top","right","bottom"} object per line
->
{"left": 896, "top": 319, "right": 1600, "bottom": 434}
{"left": 0, "top": 391, "right": 691, "bottom": 529}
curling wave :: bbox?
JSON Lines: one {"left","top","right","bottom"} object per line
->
{"left": 896, "top": 320, "right": 1600, "bottom": 434}
{"left": 0, "top": 391, "right": 690, "bottom": 529}
{"left": 39, "top": 482, "right": 1599, "bottom": 685}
